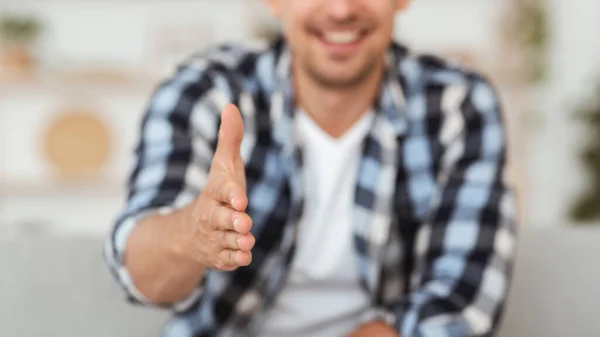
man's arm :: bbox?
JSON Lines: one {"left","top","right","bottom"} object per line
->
{"left": 103, "top": 62, "right": 251, "bottom": 311}
{"left": 121, "top": 206, "right": 206, "bottom": 306}
{"left": 120, "top": 103, "right": 253, "bottom": 307}
{"left": 393, "top": 77, "right": 517, "bottom": 336}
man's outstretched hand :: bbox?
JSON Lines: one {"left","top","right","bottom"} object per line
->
{"left": 176, "top": 104, "right": 255, "bottom": 271}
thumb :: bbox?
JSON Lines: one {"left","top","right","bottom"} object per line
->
{"left": 215, "top": 104, "right": 244, "bottom": 163}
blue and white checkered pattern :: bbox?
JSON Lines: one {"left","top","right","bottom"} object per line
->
{"left": 104, "top": 38, "right": 517, "bottom": 337}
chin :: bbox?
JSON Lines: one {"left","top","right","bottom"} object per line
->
{"left": 312, "top": 70, "right": 367, "bottom": 89}
{"left": 312, "top": 59, "right": 376, "bottom": 88}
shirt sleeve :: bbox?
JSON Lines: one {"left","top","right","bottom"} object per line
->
{"left": 103, "top": 61, "right": 231, "bottom": 312}
{"left": 393, "top": 77, "right": 518, "bottom": 336}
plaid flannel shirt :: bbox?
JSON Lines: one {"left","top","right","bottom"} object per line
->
{"left": 104, "top": 37, "right": 517, "bottom": 337}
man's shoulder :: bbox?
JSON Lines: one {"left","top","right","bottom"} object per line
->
{"left": 392, "top": 42, "right": 494, "bottom": 91}
{"left": 152, "top": 39, "right": 284, "bottom": 111}
{"left": 171, "top": 39, "right": 283, "bottom": 82}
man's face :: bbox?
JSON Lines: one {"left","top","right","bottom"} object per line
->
{"left": 265, "top": 0, "right": 409, "bottom": 89}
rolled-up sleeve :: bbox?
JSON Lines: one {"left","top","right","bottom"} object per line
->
{"left": 393, "top": 78, "right": 517, "bottom": 336}
{"left": 103, "top": 62, "right": 230, "bottom": 312}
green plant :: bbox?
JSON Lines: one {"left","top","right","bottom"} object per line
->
{"left": 0, "top": 14, "right": 42, "bottom": 45}
{"left": 512, "top": 0, "right": 550, "bottom": 83}
{"left": 252, "top": 22, "right": 281, "bottom": 42}
{"left": 570, "top": 78, "right": 600, "bottom": 221}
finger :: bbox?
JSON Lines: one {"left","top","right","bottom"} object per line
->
{"left": 208, "top": 204, "right": 234, "bottom": 231}
{"left": 214, "top": 104, "right": 244, "bottom": 163}
{"left": 218, "top": 249, "right": 252, "bottom": 267}
{"left": 232, "top": 212, "right": 253, "bottom": 234}
{"left": 222, "top": 231, "right": 256, "bottom": 251}
{"left": 209, "top": 204, "right": 252, "bottom": 234}
{"left": 212, "top": 180, "right": 247, "bottom": 211}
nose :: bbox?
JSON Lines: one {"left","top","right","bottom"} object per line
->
{"left": 324, "top": 0, "right": 358, "bottom": 21}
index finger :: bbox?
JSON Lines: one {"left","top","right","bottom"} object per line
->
{"left": 208, "top": 204, "right": 253, "bottom": 234}
{"left": 212, "top": 179, "right": 248, "bottom": 212}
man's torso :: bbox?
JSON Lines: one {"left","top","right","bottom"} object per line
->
{"left": 152, "top": 38, "right": 488, "bottom": 337}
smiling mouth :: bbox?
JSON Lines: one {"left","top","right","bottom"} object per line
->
{"left": 312, "top": 27, "right": 370, "bottom": 47}
{"left": 320, "top": 30, "right": 364, "bottom": 44}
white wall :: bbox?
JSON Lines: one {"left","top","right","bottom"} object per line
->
{"left": 6, "top": 1, "right": 249, "bottom": 69}
{"left": 526, "top": 0, "right": 600, "bottom": 227}
{"left": 395, "top": 0, "right": 502, "bottom": 58}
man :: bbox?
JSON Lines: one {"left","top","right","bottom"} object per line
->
{"left": 104, "top": 0, "right": 517, "bottom": 336}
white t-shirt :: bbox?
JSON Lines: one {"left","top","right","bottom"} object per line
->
{"left": 256, "top": 110, "right": 375, "bottom": 337}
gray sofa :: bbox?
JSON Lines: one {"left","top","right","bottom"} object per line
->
{"left": 1, "top": 227, "right": 599, "bottom": 337}
{"left": 0, "top": 236, "right": 166, "bottom": 337}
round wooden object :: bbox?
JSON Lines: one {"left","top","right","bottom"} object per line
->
{"left": 43, "top": 109, "right": 111, "bottom": 179}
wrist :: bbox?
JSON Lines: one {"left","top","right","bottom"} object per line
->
{"left": 164, "top": 206, "right": 207, "bottom": 274}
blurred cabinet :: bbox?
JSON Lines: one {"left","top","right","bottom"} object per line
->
{"left": 0, "top": 75, "right": 153, "bottom": 189}
{"left": 0, "top": 75, "right": 153, "bottom": 235}
{"left": 0, "top": 0, "right": 255, "bottom": 235}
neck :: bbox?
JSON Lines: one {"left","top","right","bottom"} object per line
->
{"left": 293, "top": 61, "right": 384, "bottom": 138}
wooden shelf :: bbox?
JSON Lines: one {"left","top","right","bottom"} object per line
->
{"left": 0, "top": 180, "right": 124, "bottom": 198}
{"left": 0, "top": 69, "right": 160, "bottom": 96}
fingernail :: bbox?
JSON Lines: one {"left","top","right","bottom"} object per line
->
{"left": 236, "top": 234, "right": 242, "bottom": 249}
{"left": 230, "top": 196, "right": 236, "bottom": 207}
{"left": 233, "top": 215, "right": 239, "bottom": 231}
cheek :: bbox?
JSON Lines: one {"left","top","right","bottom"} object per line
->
{"left": 378, "top": 8, "right": 396, "bottom": 29}
{"left": 282, "top": 15, "right": 313, "bottom": 48}
{"left": 281, "top": 2, "right": 312, "bottom": 32}
{"left": 371, "top": 2, "right": 398, "bottom": 31}
{"left": 374, "top": 15, "right": 397, "bottom": 45}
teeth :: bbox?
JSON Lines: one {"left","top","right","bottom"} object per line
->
{"left": 322, "top": 31, "right": 359, "bottom": 44}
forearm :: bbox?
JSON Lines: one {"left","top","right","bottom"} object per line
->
{"left": 392, "top": 205, "right": 516, "bottom": 336}
{"left": 388, "top": 77, "right": 516, "bottom": 336}
{"left": 125, "top": 205, "right": 206, "bottom": 306}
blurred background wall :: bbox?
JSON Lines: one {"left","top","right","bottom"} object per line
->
{"left": 1, "top": 0, "right": 599, "bottom": 336}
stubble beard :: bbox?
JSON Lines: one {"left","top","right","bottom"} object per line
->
{"left": 302, "top": 55, "right": 381, "bottom": 90}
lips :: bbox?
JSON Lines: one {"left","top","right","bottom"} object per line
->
{"left": 313, "top": 29, "right": 368, "bottom": 57}
{"left": 321, "top": 30, "right": 361, "bottom": 44}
